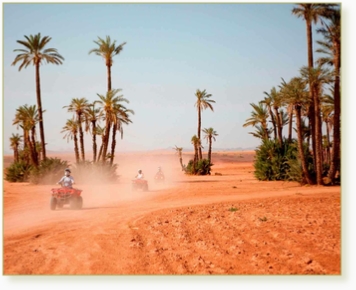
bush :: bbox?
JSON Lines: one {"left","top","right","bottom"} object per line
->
{"left": 29, "top": 158, "right": 69, "bottom": 184}
{"left": 5, "top": 161, "right": 33, "bottom": 182}
{"left": 185, "top": 158, "right": 212, "bottom": 175}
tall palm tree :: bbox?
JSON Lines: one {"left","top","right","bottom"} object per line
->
{"left": 243, "top": 102, "right": 270, "bottom": 140}
{"left": 61, "top": 118, "right": 80, "bottom": 164}
{"left": 110, "top": 105, "right": 134, "bottom": 165}
{"left": 12, "top": 33, "right": 64, "bottom": 160}
{"left": 89, "top": 36, "right": 126, "bottom": 93}
{"left": 194, "top": 89, "right": 215, "bottom": 160}
{"left": 300, "top": 66, "right": 333, "bottom": 185}
{"left": 64, "top": 98, "right": 90, "bottom": 162}
{"left": 202, "top": 127, "right": 218, "bottom": 166}
{"left": 174, "top": 145, "right": 185, "bottom": 171}
{"left": 97, "top": 89, "right": 126, "bottom": 163}
{"left": 280, "top": 77, "right": 313, "bottom": 185}
{"left": 13, "top": 104, "right": 39, "bottom": 167}
{"left": 84, "top": 101, "right": 103, "bottom": 163}
{"left": 10, "top": 133, "right": 22, "bottom": 163}
{"left": 292, "top": 4, "right": 336, "bottom": 177}
{"left": 316, "top": 8, "right": 341, "bottom": 181}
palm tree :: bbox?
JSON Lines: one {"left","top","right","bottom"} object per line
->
{"left": 110, "top": 105, "right": 134, "bottom": 165}
{"left": 248, "top": 125, "right": 272, "bottom": 140}
{"left": 61, "top": 118, "right": 80, "bottom": 164}
{"left": 300, "top": 66, "right": 333, "bottom": 185}
{"left": 12, "top": 33, "right": 64, "bottom": 160}
{"left": 96, "top": 125, "right": 106, "bottom": 162}
{"left": 202, "top": 128, "right": 218, "bottom": 165}
{"left": 194, "top": 89, "right": 215, "bottom": 160}
{"left": 89, "top": 36, "right": 126, "bottom": 93}
{"left": 280, "top": 77, "right": 313, "bottom": 185}
{"left": 316, "top": 8, "right": 341, "bottom": 181}
{"left": 321, "top": 93, "right": 334, "bottom": 165}
{"left": 263, "top": 88, "right": 282, "bottom": 142}
{"left": 84, "top": 101, "right": 103, "bottom": 163}
{"left": 13, "top": 104, "right": 39, "bottom": 166}
{"left": 292, "top": 4, "right": 336, "bottom": 178}
{"left": 63, "top": 98, "right": 90, "bottom": 162}
{"left": 10, "top": 133, "right": 22, "bottom": 163}
{"left": 261, "top": 95, "right": 277, "bottom": 140}
{"left": 191, "top": 135, "right": 201, "bottom": 172}
{"left": 174, "top": 145, "right": 185, "bottom": 171}
{"left": 97, "top": 89, "right": 126, "bottom": 163}
{"left": 243, "top": 102, "right": 270, "bottom": 140}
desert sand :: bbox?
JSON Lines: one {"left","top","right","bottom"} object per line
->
{"left": 3, "top": 150, "right": 340, "bottom": 275}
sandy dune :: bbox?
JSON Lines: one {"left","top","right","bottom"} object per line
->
{"left": 3, "top": 150, "right": 340, "bottom": 275}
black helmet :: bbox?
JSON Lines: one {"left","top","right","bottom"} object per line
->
{"left": 65, "top": 168, "right": 71, "bottom": 173}
{"left": 138, "top": 170, "right": 142, "bottom": 174}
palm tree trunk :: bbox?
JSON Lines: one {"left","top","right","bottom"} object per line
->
{"left": 208, "top": 137, "right": 212, "bottom": 165}
{"left": 26, "top": 133, "right": 37, "bottom": 167}
{"left": 35, "top": 63, "right": 46, "bottom": 160}
{"left": 328, "top": 42, "right": 341, "bottom": 181}
{"left": 78, "top": 113, "right": 85, "bottom": 162}
{"left": 296, "top": 105, "right": 313, "bottom": 185}
{"left": 98, "top": 142, "right": 104, "bottom": 162}
{"left": 313, "top": 85, "right": 324, "bottom": 185}
{"left": 268, "top": 107, "right": 277, "bottom": 140}
{"left": 30, "top": 127, "right": 38, "bottom": 166}
{"left": 102, "top": 121, "right": 111, "bottom": 162}
{"left": 14, "top": 147, "right": 19, "bottom": 163}
{"left": 274, "top": 107, "right": 282, "bottom": 143}
{"left": 73, "top": 134, "right": 80, "bottom": 164}
{"left": 107, "top": 65, "right": 112, "bottom": 92}
{"left": 197, "top": 108, "right": 202, "bottom": 160}
{"left": 110, "top": 124, "right": 117, "bottom": 166}
{"left": 288, "top": 104, "right": 293, "bottom": 142}
{"left": 92, "top": 121, "right": 97, "bottom": 163}
{"left": 326, "top": 120, "right": 331, "bottom": 165}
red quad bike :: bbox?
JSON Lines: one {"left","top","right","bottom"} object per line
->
{"left": 154, "top": 172, "right": 165, "bottom": 183}
{"left": 50, "top": 185, "right": 83, "bottom": 210}
{"left": 132, "top": 179, "right": 149, "bottom": 192}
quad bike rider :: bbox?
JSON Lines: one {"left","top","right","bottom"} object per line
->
{"left": 50, "top": 168, "right": 83, "bottom": 210}
{"left": 132, "top": 169, "right": 148, "bottom": 191}
{"left": 154, "top": 166, "right": 165, "bottom": 183}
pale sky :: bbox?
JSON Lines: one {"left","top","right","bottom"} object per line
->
{"left": 1, "top": 0, "right": 352, "bottom": 154}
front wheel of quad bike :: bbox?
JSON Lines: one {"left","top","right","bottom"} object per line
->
{"left": 57, "top": 200, "right": 64, "bottom": 208}
{"left": 50, "top": 197, "right": 57, "bottom": 210}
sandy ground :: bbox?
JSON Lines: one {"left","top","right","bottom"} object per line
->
{"left": 3, "top": 150, "right": 340, "bottom": 275}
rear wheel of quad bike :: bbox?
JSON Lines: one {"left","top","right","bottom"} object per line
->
{"left": 50, "top": 197, "right": 57, "bottom": 210}
{"left": 143, "top": 183, "right": 148, "bottom": 192}
{"left": 76, "top": 196, "right": 83, "bottom": 209}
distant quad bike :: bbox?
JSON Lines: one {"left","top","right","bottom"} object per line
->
{"left": 132, "top": 179, "right": 148, "bottom": 192}
{"left": 50, "top": 185, "right": 83, "bottom": 210}
{"left": 154, "top": 172, "right": 165, "bottom": 183}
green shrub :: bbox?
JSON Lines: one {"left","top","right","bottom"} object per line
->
{"left": 5, "top": 161, "right": 33, "bottom": 182}
{"left": 29, "top": 158, "right": 69, "bottom": 184}
{"left": 185, "top": 158, "right": 212, "bottom": 175}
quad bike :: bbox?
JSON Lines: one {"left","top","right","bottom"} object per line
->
{"left": 132, "top": 179, "right": 148, "bottom": 192}
{"left": 50, "top": 185, "right": 83, "bottom": 210}
{"left": 154, "top": 172, "right": 165, "bottom": 183}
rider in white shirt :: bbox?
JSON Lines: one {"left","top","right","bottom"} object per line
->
{"left": 57, "top": 168, "right": 75, "bottom": 188}
{"left": 136, "top": 169, "right": 144, "bottom": 180}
